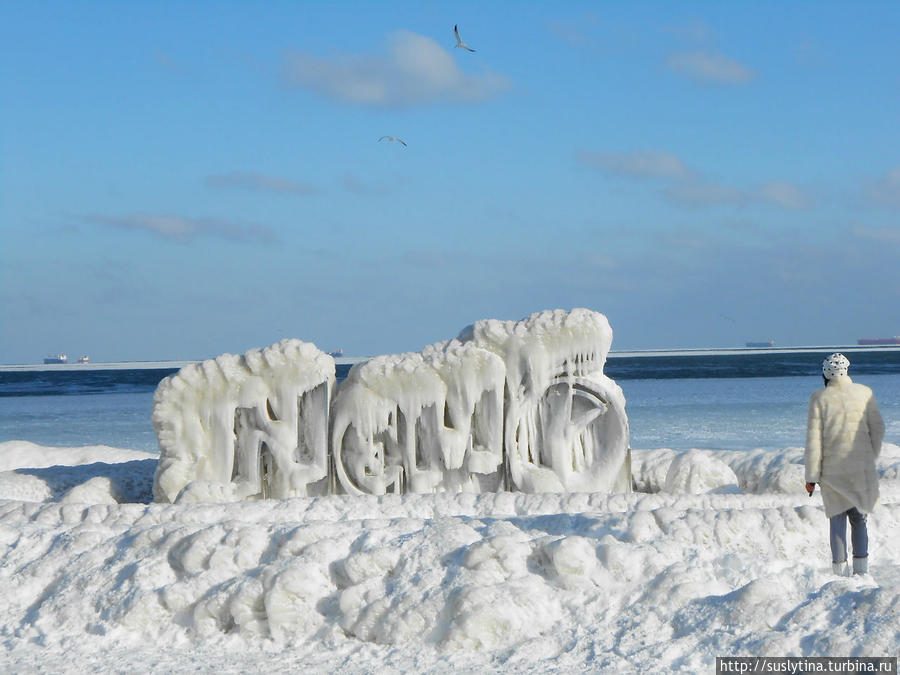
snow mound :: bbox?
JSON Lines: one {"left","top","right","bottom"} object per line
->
{"left": 2, "top": 441, "right": 899, "bottom": 671}
{"left": 0, "top": 441, "right": 157, "bottom": 503}
{"left": 1, "top": 489, "right": 899, "bottom": 673}
{"left": 0, "top": 440, "right": 155, "bottom": 472}
{"left": 664, "top": 450, "right": 740, "bottom": 494}
{"left": 878, "top": 442, "right": 900, "bottom": 480}
{"left": 634, "top": 447, "right": 814, "bottom": 496}
{"left": 632, "top": 444, "right": 900, "bottom": 498}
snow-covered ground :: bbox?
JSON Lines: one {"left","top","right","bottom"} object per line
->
{"left": 1, "top": 440, "right": 899, "bottom": 673}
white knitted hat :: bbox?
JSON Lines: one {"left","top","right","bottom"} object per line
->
{"left": 822, "top": 353, "right": 850, "bottom": 380}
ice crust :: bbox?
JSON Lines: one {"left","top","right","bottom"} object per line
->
{"left": 331, "top": 340, "right": 507, "bottom": 495}
{"left": 152, "top": 339, "right": 335, "bottom": 503}
{"left": 1, "top": 441, "right": 900, "bottom": 673}
{"left": 464, "top": 309, "right": 629, "bottom": 494}
{"left": 2, "top": 442, "right": 899, "bottom": 672}
{"left": 152, "top": 309, "right": 631, "bottom": 503}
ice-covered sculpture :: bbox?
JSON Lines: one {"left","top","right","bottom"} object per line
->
{"left": 332, "top": 309, "right": 630, "bottom": 495}
{"left": 151, "top": 309, "right": 631, "bottom": 503}
{"left": 460, "top": 309, "right": 630, "bottom": 493}
{"left": 330, "top": 340, "right": 506, "bottom": 495}
{"left": 152, "top": 339, "right": 334, "bottom": 503}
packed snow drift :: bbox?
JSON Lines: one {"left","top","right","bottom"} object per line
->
{"left": 152, "top": 309, "right": 631, "bottom": 503}
{"left": 1, "top": 440, "right": 899, "bottom": 673}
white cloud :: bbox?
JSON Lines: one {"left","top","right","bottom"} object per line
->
{"left": 85, "top": 214, "right": 277, "bottom": 243}
{"left": 153, "top": 50, "right": 184, "bottom": 73}
{"left": 865, "top": 167, "right": 900, "bottom": 207}
{"left": 283, "top": 30, "right": 510, "bottom": 107}
{"left": 206, "top": 171, "right": 319, "bottom": 196}
{"left": 665, "top": 180, "right": 810, "bottom": 210}
{"left": 853, "top": 225, "right": 900, "bottom": 245}
{"left": 582, "top": 254, "right": 619, "bottom": 271}
{"left": 341, "top": 172, "right": 367, "bottom": 195}
{"left": 758, "top": 181, "right": 810, "bottom": 209}
{"left": 546, "top": 19, "right": 589, "bottom": 48}
{"left": 581, "top": 149, "right": 808, "bottom": 211}
{"left": 339, "top": 171, "right": 397, "bottom": 196}
{"left": 546, "top": 13, "right": 600, "bottom": 48}
{"left": 664, "top": 181, "right": 747, "bottom": 207}
{"left": 579, "top": 150, "right": 691, "bottom": 180}
{"left": 667, "top": 50, "right": 754, "bottom": 84}
{"left": 663, "top": 19, "right": 714, "bottom": 43}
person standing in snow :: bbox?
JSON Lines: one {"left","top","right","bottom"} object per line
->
{"left": 805, "top": 353, "right": 885, "bottom": 576}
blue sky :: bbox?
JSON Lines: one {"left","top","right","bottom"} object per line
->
{"left": 2, "top": 1, "right": 899, "bottom": 363}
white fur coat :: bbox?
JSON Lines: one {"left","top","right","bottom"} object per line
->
{"left": 805, "top": 374, "right": 885, "bottom": 518}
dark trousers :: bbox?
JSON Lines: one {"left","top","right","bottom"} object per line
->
{"left": 829, "top": 507, "right": 868, "bottom": 563}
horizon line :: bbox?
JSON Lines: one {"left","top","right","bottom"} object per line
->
{"left": 3, "top": 344, "right": 899, "bottom": 372}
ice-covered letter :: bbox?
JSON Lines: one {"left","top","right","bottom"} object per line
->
{"left": 152, "top": 339, "right": 334, "bottom": 503}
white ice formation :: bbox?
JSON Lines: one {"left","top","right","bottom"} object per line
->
{"left": 152, "top": 340, "right": 334, "bottom": 503}
{"left": 152, "top": 309, "right": 631, "bottom": 503}
{"left": 330, "top": 340, "right": 507, "bottom": 495}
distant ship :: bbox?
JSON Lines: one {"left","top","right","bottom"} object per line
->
{"left": 745, "top": 340, "right": 775, "bottom": 348}
{"left": 857, "top": 337, "right": 900, "bottom": 345}
{"left": 43, "top": 354, "right": 68, "bottom": 364}
{"left": 77, "top": 355, "right": 90, "bottom": 364}
{"left": 329, "top": 348, "right": 344, "bottom": 358}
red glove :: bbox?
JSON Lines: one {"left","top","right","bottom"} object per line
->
{"left": 805, "top": 482, "right": 816, "bottom": 496}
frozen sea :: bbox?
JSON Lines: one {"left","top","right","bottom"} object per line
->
{"left": 1, "top": 349, "right": 899, "bottom": 673}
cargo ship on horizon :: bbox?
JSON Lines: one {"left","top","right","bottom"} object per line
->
{"left": 858, "top": 337, "right": 900, "bottom": 345}
{"left": 41, "top": 354, "right": 90, "bottom": 364}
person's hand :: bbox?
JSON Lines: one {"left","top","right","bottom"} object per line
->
{"left": 805, "top": 482, "right": 816, "bottom": 496}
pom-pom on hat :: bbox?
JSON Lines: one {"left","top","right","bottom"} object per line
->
{"left": 822, "top": 353, "right": 850, "bottom": 380}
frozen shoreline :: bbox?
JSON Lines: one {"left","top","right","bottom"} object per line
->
{"left": 1, "top": 441, "right": 899, "bottom": 672}
{"left": 4, "top": 344, "right": 900, "bottom": 372}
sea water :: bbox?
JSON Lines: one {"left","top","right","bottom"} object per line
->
{"left": 625, "top": 373, "right": 900, "bottom": 451}
{"left": 1, "top": 353, "right": 898, "bottom": 454}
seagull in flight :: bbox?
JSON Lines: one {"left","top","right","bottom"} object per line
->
{"left": 379, "top": 136, "right": 407, "bottom": 147}
{"left": 454, "top": 25, "right": 476, "bottom": 52}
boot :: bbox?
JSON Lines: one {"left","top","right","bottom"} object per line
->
{"left": 832, "top": 561, "right": 848, "bottom": 576}
{"left": 852, "top": 557, "right": 868, "bottom": 575}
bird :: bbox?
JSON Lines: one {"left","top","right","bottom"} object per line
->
{"left": 454, "top": 25, "right": 476, "bottom": 52}
{"left": 378, "top": 136, "right": 407, "bottom": 147}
